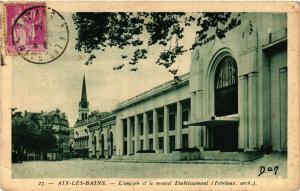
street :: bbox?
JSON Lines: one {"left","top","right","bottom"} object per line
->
{"left": 12, "top": 153, "right": 286, "bottom": 178}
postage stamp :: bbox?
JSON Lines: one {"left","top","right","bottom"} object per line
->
{"left": 4, "top": 3, "right": 69, "bottom": 64}
{"left": 0, "top": 1, "right": 299, "bottom": 191}
{"left": 5, "top": 2, "right": 47, "bottom": 55}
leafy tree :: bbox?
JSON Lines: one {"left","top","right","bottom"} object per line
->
{"left": 12, "top": 111, "right": 37, "bottom": 153}
{"left": 11, "top": 109, "right": 58, "bottom": 157}
{"left": 73, "top": 12, "right": 241, "bottom": 78}
{"left": 36, "top": 127, "right": 58, "bottom": 152}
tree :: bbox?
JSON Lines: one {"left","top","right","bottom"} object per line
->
{"left": 73, "top": 12, "right": 241, "bottom": 78}
{"left": 12, "top": 111, "right": 36, "bottom": 153}
{"left": 11, "top": 110, "right": 58, "bottom": 159}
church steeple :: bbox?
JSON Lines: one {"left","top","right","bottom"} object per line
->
{"left": 79, "top": 74, "right": 89, "bottom": 120}
{"left": 79, "top": 74, "right": 89, "bottom": 109}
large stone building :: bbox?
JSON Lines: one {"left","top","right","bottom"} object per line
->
{"left": 75, "top": 13, "right": 287, "bottom": 161}
{"left": 111, "top": 13, "right": 287, "bottom": 161}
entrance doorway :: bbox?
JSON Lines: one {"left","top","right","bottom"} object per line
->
{"left": 212, "top": 126, "right": 238, "bottom": 152}
{"left": 211, "top": 55, "right": 239, "bottom": 152}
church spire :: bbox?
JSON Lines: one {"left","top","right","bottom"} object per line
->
{"left": 79, "top": 74, "right": 89, "bottom": 109}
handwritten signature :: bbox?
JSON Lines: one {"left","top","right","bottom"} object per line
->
{"left": 258, "top": 165, "right": 279, "bottom": 176}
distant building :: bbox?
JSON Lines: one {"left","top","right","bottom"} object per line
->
{"left": 87, "top": 113, "right": 116, "bottom": 159}
{"left": 68, "top": 127, "right": 75, "bottom": 156}
{"left": 42, "top": 109, "right": 70, "bottom": 160}
{"left": 24, "top": 109, "right": 70, "bottom": 161}
{"left": 74, "top": 75, "right": 90, "bottom": 158}
{"left": 74, "top": 75, "right": 116, "bottom": 159}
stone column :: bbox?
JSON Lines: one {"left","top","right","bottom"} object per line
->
{"left": 127, "top": 118, "right": 132, "bottom": 155}
{"left": 238, "top": 75, "right": 248, "bottom": 150}
{"left": 143, "top": 113, "right": 149, "bottom": 150}
{"left": 189, "top": 92, "right": 197, "bottom": 147}
{"left": 95, "top": 130, "right": 100, "bottom": 157}
{"left": 257, "top": 54, "right": 269, "bottom": 149}
{"left": 279, "top": 68, "right": 287, "bottom": 151}
{"left": 119, "top": 119, "right": 124, "bottom": 155}
{"left": 153, "top": 109, "right": 159, "bottom": 152}
{"left": 196, "top": 90, "right": 202, "bottom": 148}
{"left": 176, "top": 101, "right": 182, "bottom": 149}
{"left": 248, "top": 72, "right": 258, "bottom": 149}
{"left": 194, "top": 90, "right": 206, "bottom": 149}
{"left": 88, "top": 131, "right": 93, "bottom": 157}
{"left": 134, "top": 115, "right": 140, "bottom": 153}
{"left": 163, "top": 105, "right": 169, "bottom": 153}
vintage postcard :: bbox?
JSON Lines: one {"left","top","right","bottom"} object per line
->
{"left": 0, "top": 1, "right": 299, "bottom": 191}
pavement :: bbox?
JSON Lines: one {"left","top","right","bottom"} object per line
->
{"left": 12, "top": 153, "right": 287, "bottom": 178}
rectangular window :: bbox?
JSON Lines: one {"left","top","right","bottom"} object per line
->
{"left": 132, "top": 124, "right": 135, "bottom": 137}
{"left": 169, "top": 114, "right": 176, "bottom": 131}
{"left": 182, "top": 134, "right": 189, "bottom": 148}
{"left": 182, "top": 111, "right": 189, "bottom": 129}
{"left": 123, "top": 141, "right": 127, "bottom": 155}
{"left": 158, "top": 116, "right": 164, "bottom": 132}
{"left": 132, "top": 141, "right": 135, "bottom": 154}
{"left": 149, "top": 138, "right": 153, "bottom": 150}
{"left": 123, "top": 121, "right": 127, "bottom": 137}
{"left": 140, "top": 140, "right": 144, "bottom": 151}
{"left": 169, "top": 136, "right": 176, "bottom": 152}
{"left": 148, "top": 119, "right": 153, "bottom": 134}
{"left": 158, "top": 137, "right": 164, "bottom": 151}
{"left": 140, "top": 121, "right": 144, "bottom": 136}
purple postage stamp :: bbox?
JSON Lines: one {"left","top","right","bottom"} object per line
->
{"left": 5, "top": 2, "right": 47, "bottom": 54}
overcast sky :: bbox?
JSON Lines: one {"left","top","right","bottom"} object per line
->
{"left": 12, "top": 12, "right": 196, "bottom": 126}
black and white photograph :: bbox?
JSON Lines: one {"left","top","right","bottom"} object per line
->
{"left": 1, "top": 1, "right": 299, "bottom": 191}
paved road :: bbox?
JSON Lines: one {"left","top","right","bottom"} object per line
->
{"left": 12, "top": 153, "right": 286, "bottom": 178}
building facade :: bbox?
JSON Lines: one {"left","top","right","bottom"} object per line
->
{"left": 88, "top": 114, "right": 116, "bottom": 159}
{"left": 74, "top": 75, "right": 116, "bottom": 159}
{"left": 112, "top": 13, "right": 287, "bottom": 161}
{"left": 74, "top": 75, "right": 90, "bottom": 158}
{"left": 43, "top": 109, "right": 70, "bottom": 160}
{"left": 24, "top": 109, "right": 70, "bottom": 161}
{"left": 113, "top": 74, "right": 191, "bottom": 156}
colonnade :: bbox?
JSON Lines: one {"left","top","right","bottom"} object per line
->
{"left": 120, "top": 100, "right": 191, "bottom": 155}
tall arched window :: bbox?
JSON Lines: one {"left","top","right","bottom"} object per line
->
{"left": 100, "top": 134, "right": 105, "bottom": 157}
{"left": 109, "top": 132, "right": 114, "bottom": 158}
{"left": 214, "top": 56, "right": 238, "bottom": 116}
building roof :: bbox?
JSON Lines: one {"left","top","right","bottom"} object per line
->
{"left": 75, "top": 111, "right": 113, "bottom": 127}
{"left": 24, "top": 109, "right": 69, "bottom": 127}
{"left": 113, "top": 73, "right": 190, "bottom": 112}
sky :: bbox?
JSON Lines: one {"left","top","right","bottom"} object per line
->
{"left": 12, "top": 12, "right": 197, "bottom": 126}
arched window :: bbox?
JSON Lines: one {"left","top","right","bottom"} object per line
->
{"left": 100, "top": 134, "right": 105, "bottom": 157}
{"left": 214, "top": 56, "right": 238, "bottom": 116}
{"left": 109, "top": 132, "right": 114, "bottom": 158}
